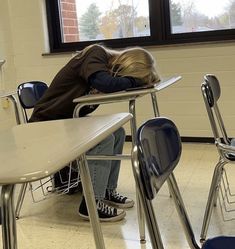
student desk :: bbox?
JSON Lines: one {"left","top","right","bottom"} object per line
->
{"left": 0, "top": 113, "right": 132, "bottom": 249}
{"left": 73, "top": 76, "right": 182, "bottom": 241}
{"left": 73, "top": 76, "right": 182, "bottom": 143}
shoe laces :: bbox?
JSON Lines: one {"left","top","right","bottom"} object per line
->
{"left": 96, "top": 200, "right": 116, "bottom": 215}
{"left": 108, "top": 189, "right": 126, "bottom": 202}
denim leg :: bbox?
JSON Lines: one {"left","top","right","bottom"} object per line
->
{"left": 107, "top": 127, "right": 126, "bottom": 190}
{"left": 86, "top": 133, "right": 115, "bottom": 200}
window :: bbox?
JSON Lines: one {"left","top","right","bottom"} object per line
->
{"left": 46, "top": 0, "right": 235, "bottom": 53}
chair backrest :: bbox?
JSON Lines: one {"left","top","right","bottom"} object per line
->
{"left": 201, "top": 74, "right": 229, "bottom": 144}
{"left": 17, "top": 81, "right": 48, "bottom": 122}
{"left": 132, "top": 117, "right": 235, "bottom": 249}
{"left": 135, "top": 117, "right": 182, "bottom": 200}
{"left": 132, "top": 117, "right": 200, "bottom": 249}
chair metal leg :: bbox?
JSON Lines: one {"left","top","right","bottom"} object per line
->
{"left": 132, "top": 157, "right": 164, "bottom": 249}
{"left": 1, "top": 184, "right": 18, "bottom": 249}
{"left": 129, "top": 99, "right": 146, "bottom": 242}
{"left": 168, "top": 174, "right": 200, "bottom": 249}
{"left": 15, "top": 183, "right": 28, "bottom": 219}
{"left": 200, "top": 159, "right": 226, "bottom": 242}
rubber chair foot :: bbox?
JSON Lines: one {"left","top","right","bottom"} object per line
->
{"left": 140, "top": 239, "right": 146, "bottom": 244}
{"left": 200, "top": 238, "right": 206, "bottom": 244}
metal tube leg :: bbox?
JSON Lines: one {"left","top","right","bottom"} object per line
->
{"left": 1, "top": 184, "right": 17, "bottom": 249}
{"left": 131, "top": 150, "right": 164, "bottom": 249}
{"left": 200, "top": 160, "right": 226, "bottom": 243}
{"left": 129, "top": 99, "right": 146, "bottom": 243}
{"left": 78, "top": 154, "right": 105, "bottom": 249}
{"left": 139, "top": 190, "right": 164, "bottom": 248}
{"left": 15, "top": 183, "right": 28, "bottom": 219}
{"left": 168, "top": 174, "right": 200, "bottom": 249}
{"left": 150, "top": 92, "right": 160, "bottom": 117}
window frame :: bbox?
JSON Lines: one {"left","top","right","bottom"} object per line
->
{"left": 45, "top": 0, "right": 235, "bottom": 53}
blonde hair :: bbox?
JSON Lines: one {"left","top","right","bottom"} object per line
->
{"left": 76, "top": 44, "right": 160, "bottom": 85}
{"left": 110, "top": 47, "right": 160, "bottom": 85}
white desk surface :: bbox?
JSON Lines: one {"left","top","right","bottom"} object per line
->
{"left": 0, "top": 113, "right": 132, "bottom": 184}
{"left": 73, "top": 76, "right": 182, "bottom": 104}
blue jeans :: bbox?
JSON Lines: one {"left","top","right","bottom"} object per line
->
{"left": 86, "top": 127, "right": 125, "bottom": 200}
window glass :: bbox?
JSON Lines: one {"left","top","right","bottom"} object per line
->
{"left": 59, "top": 0, "right": 150, "bottom": 43}
{"left": 169, "top": 0, "right": 235, "bottom": 34}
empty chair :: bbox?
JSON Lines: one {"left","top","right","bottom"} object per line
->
{"left": 131, "top": 117, "right": 235, "bottom": 249}
{"left": 15, "top": 81, "right": 49, "bottom": 218}
{"left": 17, "top": 81, "right": 48, "bottom": 122}
{"left": 15, "top": 81, "right": 80, "bottom": 219}
{"left": 200, "top": 74, "right": 235, "bottom": 242}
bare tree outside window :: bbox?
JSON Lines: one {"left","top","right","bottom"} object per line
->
{"left": 58, "top": 0, "right": 150, "bottom": 43}
{"left": 170, "top": 0, "right": 235, "bottom": 33}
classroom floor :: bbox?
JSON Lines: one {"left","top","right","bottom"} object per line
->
{"left": 3, "top": 142, "right": 235, "bottom": 249}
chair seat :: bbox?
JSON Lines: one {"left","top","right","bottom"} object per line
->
{"left": 202, "top": 236, "right": 235, "bottom": 249}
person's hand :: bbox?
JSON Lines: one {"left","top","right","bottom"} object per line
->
{"left": 89, "top": 87, "right": 101, "bottom": 95}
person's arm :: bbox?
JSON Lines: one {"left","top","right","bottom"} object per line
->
{"left": 88, "top": 71, "right": 140, "bottom": 93}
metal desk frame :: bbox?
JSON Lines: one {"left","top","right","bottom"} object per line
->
{"left": 73, "top": 76, "right": 182, "bottom": 242}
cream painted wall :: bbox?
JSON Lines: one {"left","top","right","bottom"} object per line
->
{"left": 1, "top": 0, "right": 235, "bottom": 137}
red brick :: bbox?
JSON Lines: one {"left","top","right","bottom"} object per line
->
{"left": 64, "top": 34, "right": 79, "bottom": 42}
{"left": 61, "top": 10, "right": 77, "bottom": 19}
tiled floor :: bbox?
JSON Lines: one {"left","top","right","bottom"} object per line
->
{"left": 4, "top": 142, "right": 235, "bottom": 249}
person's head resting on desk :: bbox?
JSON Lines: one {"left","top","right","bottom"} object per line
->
{"left": 76, "top": 43, "right": 161, "bottom": 87}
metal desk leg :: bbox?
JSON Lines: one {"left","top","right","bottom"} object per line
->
{"left": 15, "top": 183, "right": 28, "bottom": 219}
{"left": 78, "top": 154, "right": 106, "bottom": 249}
{"left": 129, "top": 99, "right": 146, "bottom": 243}
{"left": 150, "top": 92, "right": 173, "bottom": 199}
{"left": 150, "top": 92, "right": 160, "bottom": 117}
{"left": 1, "top": 184, "right": 17, "bottom": 249}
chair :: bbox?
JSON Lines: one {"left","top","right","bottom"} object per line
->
{"left": 15, "top": 81, "right": 80, "bottom": 219}
{"left": 131, "top": 117, "right": 235, "bottom": 249}
{"left": 200, "top": 74, "right": 235, "bottom": 242}
{"left": 17, "top": 81, "right": 49, "bottom": 122}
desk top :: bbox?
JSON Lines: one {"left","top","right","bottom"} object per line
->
{"left": 0, "top": 113, "right": 132, "bottom": 184}
{"left": 73, "top": 76, "right": 181, "bottom": 104}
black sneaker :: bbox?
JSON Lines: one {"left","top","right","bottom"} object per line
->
{"left": 78, "top": 197, "right": 126, "bottom": 222}
{"left": 104, "top": 189, "right": 134, "bottom": 208}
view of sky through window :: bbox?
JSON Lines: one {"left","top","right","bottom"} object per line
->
{"left": 73, "top": 0, "right": 150, "bottom": 41}
{"left": 170, "top": 0, "right": 235, "bottom": 33}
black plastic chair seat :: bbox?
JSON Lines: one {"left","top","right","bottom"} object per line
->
{"left": 202, "top": 236, "right": 235, "bottom": 249}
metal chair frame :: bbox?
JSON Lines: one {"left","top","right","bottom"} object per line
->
{"left": 131, "top": 117, "right": 235, "bottom": 249}
{"left": 15, "top": 81, "right": 81, "bottom": 219}
{"left": 200, "top": 74, "right": 235, "bottom": 242}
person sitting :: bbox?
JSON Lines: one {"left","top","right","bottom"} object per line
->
{"left": 29, "top": 44, "right": 160, "bottom": 222}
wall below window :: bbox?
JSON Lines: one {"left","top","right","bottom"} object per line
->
{"left": 1, "top": 0, "right": 235, "bottom": 138}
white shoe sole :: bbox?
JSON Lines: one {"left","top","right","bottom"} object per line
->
{"left": 78, "top": 210, "right": 126, "bottom": 222}
{"left": 103, "top": 199, "right": 135, "bottom": 209}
